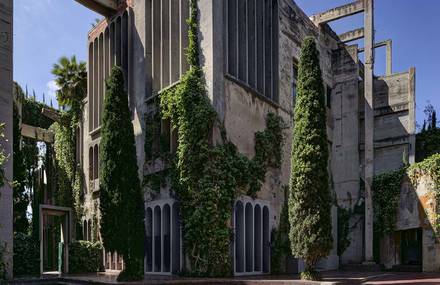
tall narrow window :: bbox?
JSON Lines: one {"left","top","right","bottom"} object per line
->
{"left": 145, "top": 199, "right": 182, "bottom": 275}
{"left": 234, "top": 198, "right": 270, "bottom": 275}
{"left": 226, "top": 0, "right": 279, "bottom": 102}
{"left": 326, "top": 85, "right": 332, "bottom": 109}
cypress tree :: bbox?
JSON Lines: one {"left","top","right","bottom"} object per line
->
{"left": 432, "top": 110, "right": 437, "bottom": 130}
{"left": 99, "top": 66, "right": 144, "bottom": 280}
{"left": 288, "top": 37, "right": 333, "bottom": 280}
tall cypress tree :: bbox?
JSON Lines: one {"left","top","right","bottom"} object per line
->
{"left": 99, "top": 66, "right": 144, "bottom": 280}
{"left": 288, "top": 37, "right": 333, "bottom": 280}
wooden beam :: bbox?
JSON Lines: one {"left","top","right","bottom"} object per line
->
{"left": 310, "top": 0, "right": 364, "bottom": 25}
{"left": 338, "top": 28, "right": 364, "bottom": 43}
{"left": 21, "top": 124, "right": 54, "bottom": 143}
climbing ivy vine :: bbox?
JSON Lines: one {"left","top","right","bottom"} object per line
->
{"left": 407, "top": 153, "right": 440, "bottom": 232}
{"left": 144, "top": 0, "right": 284, "bottom": 276}
{"left": 372, "top": 167, "right": 406, "bottom": 237}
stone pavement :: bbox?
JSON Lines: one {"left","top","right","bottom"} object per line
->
{"left": 7, "top": 271, "right": 440, "bottom": 285}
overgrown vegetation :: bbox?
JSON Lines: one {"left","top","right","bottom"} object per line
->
{"left": 100, "top": 66, "right": 144, "bottom": 281}
{"left": 270, "top": 186, "right": 290, "bottom": 274}
{"left": 288, "top": 37, "right": 332, "bottom": 280}
{"left": 372, "top": 168, "right": 406, "bottom": 237}
{"left": 69, "top": 240, "right": 103, "bottom": 273}
{"left": 0, "top": 123, "right": 7, "bottom": 280}
{"left": 13, "top": 232, "right": 39, "bottom": 277}
{"left": 408, "top": 153, "right": 440, "bottom": 232}
{"left": 152, "top": 0, "right": 283, "bottom": 276}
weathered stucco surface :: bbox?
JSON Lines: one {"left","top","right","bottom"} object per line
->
{"left": 381, "top": 174, "right": 440, "bottom": 272}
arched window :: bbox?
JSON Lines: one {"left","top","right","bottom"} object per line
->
{"left": 145, "top": 199, "right": 181, "bottom": 275}
{"left": 234, "top": 198, "right": 270, "bottom": 275}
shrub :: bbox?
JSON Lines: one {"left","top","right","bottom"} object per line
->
{"left": 13, "top": 233, "right": 39, "bottom": 277}
{"left": 69, "top": 240, "right": 103, "bottom": 273}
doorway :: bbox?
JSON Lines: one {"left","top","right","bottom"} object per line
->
{"left": 39, "top": 204, "right": 72, "bottom": 275}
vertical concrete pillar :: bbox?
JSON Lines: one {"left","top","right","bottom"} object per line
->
{"left": 0, "top": 0, "right": 13, "bottom": 279}
{"left": 363, "top": 0, "right": 375, "bottom": 263}
{"left": 386, "top": 40, "right": 392, "bottom": 76}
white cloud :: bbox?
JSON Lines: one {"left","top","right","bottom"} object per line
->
{"left": 46, "top": 80, "right": 59, "bottom": 100}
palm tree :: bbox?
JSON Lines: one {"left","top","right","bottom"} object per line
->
{"left": 51, "top": 56, "right": 87, "bottom": 118}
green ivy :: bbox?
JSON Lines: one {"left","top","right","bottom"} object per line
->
{"left": 150, "top": 0, "right": 284, "bottom": 276}
{"left": 69, "top": 240, "right": 103, "bottom": 273}
{"left": 337, "top": 207, "right": 351, "bottom": 257}
{"left": 408, "top": 153, "right": 440, "bottom": 232}
{"left": 270, "top": 186, "right": 290, "bottom": 274}
{"left": 416, "top": 128, "right": 440, "bottom": 162}
{"left": 13, "top": 233, "right": 39, "bottom": 277}
{"left": 372, "top": 168, "right": 406, "bottom": 236}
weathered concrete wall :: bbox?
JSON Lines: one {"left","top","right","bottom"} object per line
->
{"left": 359, "top": 70, "right": 416, "bottom": 175}
{"left": 219, "top": 0, "right": 341, "bottom": 271}
{"left": 331, "top": 44, "right": 363, "bottom": 264}
{"left": 380, "top": 174, "right": 440, "bottom": 272}
{"left": 0, "top": 0, "right": 13, "bottom": 279}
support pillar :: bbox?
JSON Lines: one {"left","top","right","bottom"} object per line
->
{"left": 386, "top": 40, "right": 392, "bottom": 76}
{"left": 363, "top": 0, "right": 375, "bottom": 263}
{"left": 0, "top": 0, "right": 14, "bottom": 279}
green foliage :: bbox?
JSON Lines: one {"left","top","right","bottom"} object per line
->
{"left": 337, "top": 207, "right": 351, "bottom": 257}
{"left": 408, "top": 154, "right": 440, "bottom": 231}
{"left": 372, "top": 168, "right": 406, "bottom": 236}
{"left": 69, "top": 240, "right": 103, "bottom": 273}
{"left": 13, "top": 104, "right": 30, "bottom": 234}
{"left": 0, "top": 242, "right": 6, "bottom": 280}
{"left": 51, "top": 55, "right": 87, "bottom": 120}
{"left": 0, "top": 123, "right": 6, "bottom": 189}
{"left": 300, "top": 269, "right": 321, "bottom": 281}
{"left": 100, "top": 66, "right": 144, "bottom": 280}
{"left": 288, "top": 37, "right": 333, "bottom": 270}
{"left": 416, "top": 128, "right": 440, "bottom": 162}
{"left": 270, "top": 186, "right": 290, "bottom": 274}
{"left": 156, "top": 0, "right": 284, "bottom": 276}
{"left": 13, "top": 233, "right": 39, "bottom": 277}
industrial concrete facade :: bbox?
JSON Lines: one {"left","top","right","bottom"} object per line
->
{"left": 75, "top": 0, "right": 416, "bottom": 275}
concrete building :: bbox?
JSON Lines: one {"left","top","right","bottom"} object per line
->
{"left": 75, "top": 0, "right": 416, "bottom": 275}
{"left": 0, "top": 0, "right": 14, "bottom": 279}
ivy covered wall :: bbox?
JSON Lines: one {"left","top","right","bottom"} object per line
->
{"left": 143, "top": 0, "right": 285, "bottom": 276}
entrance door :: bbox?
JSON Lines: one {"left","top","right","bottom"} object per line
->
{"left": 401, "top": 228, "right": 422, "bottom": 265}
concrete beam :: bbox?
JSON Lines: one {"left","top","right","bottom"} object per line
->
{"left": 310, "top": 0, "right": 364, "bottom": 25}
{"left": 42, "top": 107, "right": 61, "bottom": 123}
{"left": 359, "top": 40, "right": 392, "bottom": 75}
{"left": 338, "top": 28, "right": 364, "bottom": 43}
{"left": 21, "top": 124, "right": 54, "bottom": 143}
{"left": 74, "top": 0, "right": 118, "bottom": 17}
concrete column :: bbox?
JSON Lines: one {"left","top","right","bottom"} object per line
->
{"left": 363, "top": 0, "right": 374, "bottom": 263}
{"left": 386, "top": 40, "right": 392, "bottom": 76}
{"left": 0, "top": 0, "right": 13, "bottom": 279}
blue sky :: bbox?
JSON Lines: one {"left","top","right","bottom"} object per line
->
{"left": 296, "top": 0, "right": 440, "bottom": 128}
{"left": 14, "top": 1, "right": 439, "bottom": 127}
{"left": 13, "top": 0, "right": 99, "bottom": 109}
